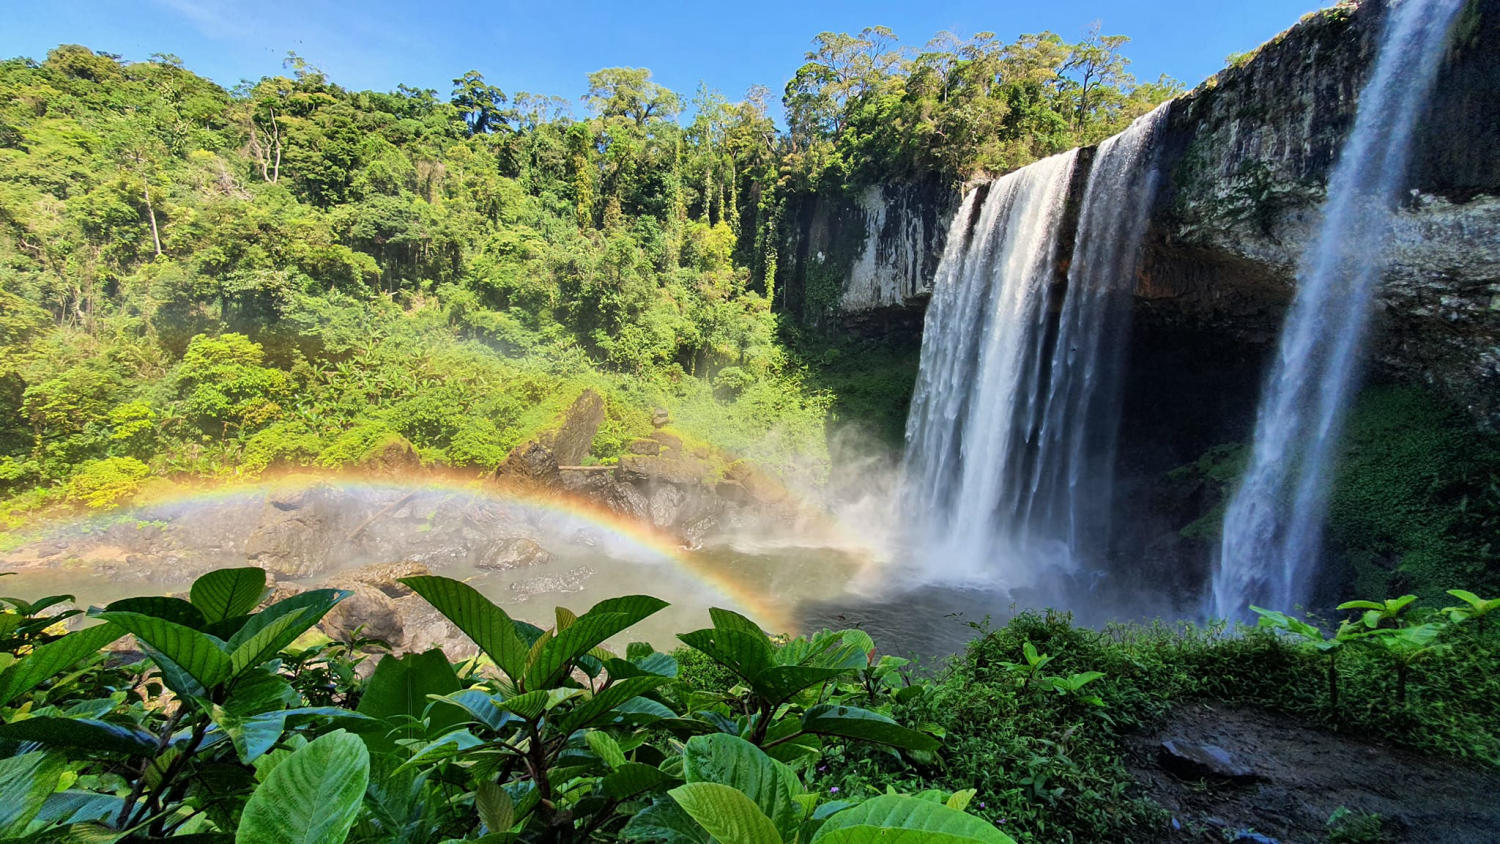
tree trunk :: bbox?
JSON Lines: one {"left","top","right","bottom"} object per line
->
{"left": 143, "top": 180, "right": 163, "bottom": 256}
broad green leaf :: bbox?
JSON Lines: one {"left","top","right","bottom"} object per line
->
{"left": 475, "top": 780, "right": 513, "bottom": 834}
{"left": 400, "top": 577, "right": 528, "bottom": 681}
{"left": 558, "top": 676, "right": 672, "bottom": 733}
{"left": 709, "top": 607, "right": 765, "bottom": 636}
{"left": 236, "top": 730, "right": 370, "bottom": 844}
{"left": 225, "top": 667, "right": 300, "bottom": 718}
{"left": 586, "top": 731, "right": 627, "bottom": 769}
{"left": 524, "top": 596, "right": 668, "bottom": 690}
{"left": 496, "top": 690, "right": 548, "bottom": 722}
{"left": 755, "top": 665, "right": 852, "bottom": 705}
{"left": 682, "top": 734, "right": 800, "bottom": 840}
{"left": 31, "top": 790, "right": 125, "bottom": 827}
{"left": 946, "top": 789, "right": 977, "bottom": 811}
{"left": 102, "top": 596, "right": 207, "bottom": 630}
{"left": 214, "top": 706, "right": 291, "bottom": 764}
{"left": 191, "top": 567, "right": 268, "bottom": 624}
{"left": 228, "top": 590, "right": 348, "bottom": 676}
{"left": 0, "top": 716, "right": 157, "bottom": 756}
{"left": 677, "top": 628, "right": 775, "bottom": 685}
{"left": 0, "top": 623, "right": 124, "bottom": 706}
{"left": 430, "top": 689, "right": 517, "bottom": 732}
{"left": 814, "top": 829, "right": 1001, "bottom": 844}
{"left": 620, "top": 798, "right": 711, "bottom": 843}
{"left": 97, "top": 611, "right": 231, "bottom": 691}
{"left": 603, "top": 762, "right": 678, "bottom": 800}
{"left": 0, "top": 751, "right": 66, "bottom": 837}
{"left": 356, "top": 650, "right": 462, "bottom": 726}
{"left": 810, "top": 795, "right": 1012, "bottom": 843}
{"left": 669, "top": 782, "right": 782, "bottom": 844}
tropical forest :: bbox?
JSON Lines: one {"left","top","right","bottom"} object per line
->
{"left": 0, "top": 0, "right": 1497, "bottom": 840}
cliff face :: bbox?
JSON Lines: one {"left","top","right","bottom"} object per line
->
{"left": 776, "top": 176, "right": 955, "bottom": 325}
{"left": 1144, "top": 0, "right": 1500, "bottom": 426}
{"left": 801, "top": 0, "right": 1499, "bottom": 426}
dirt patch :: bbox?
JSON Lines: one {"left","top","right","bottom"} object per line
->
{"left": 1132, "top": 703, "right": 1500, "bottom": 843}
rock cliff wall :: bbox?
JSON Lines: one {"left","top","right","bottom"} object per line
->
{"left": 1144, "top": 0, "right": 1500, "bottom": 426}
{"left": 797, "top": 0, "right": 1499, "bottom": 426}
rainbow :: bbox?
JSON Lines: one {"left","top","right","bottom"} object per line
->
{"left": 3, "top": 471, "right": 804, "bottom": 634}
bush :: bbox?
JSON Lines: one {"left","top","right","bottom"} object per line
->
{"left": 64, "top": 456, "right": 149, "bottom": 508}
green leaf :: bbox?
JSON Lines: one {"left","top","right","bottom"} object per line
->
{"left": 475, "top": 780, "right": 513, "bottom": 834}
{"left": 603, "top": 762, "right": 678, "bottom": 800}
{"left": 192, "top": 567, "right": 269, "bottom": 624}
{"left": 586, "top": 730, "right": 627, "bottom": 769}
{"left": 430, "top": 689, "right": 517, "bottom": 732}
{"left": 945, "top": 789, "right": 976, "bottom": 811}
{"left": 356, "top": 650, "right": 462, "bottom": 725}
{"left": 709, "top": 607, "right": 765, "bottom": 636}
{"left": 0, "top": 716, "right": 157, "bottom": 756}
{"left": 558, "top": 675, "right": 672, "bottom": 733}
{"left": 496, "top": 690, "right": 548, "bottom": 722}
{"left": 810, "top": 795, "right": 1012, "bottom": 843}
{"left": 97, "top": 611, "right": 231, "bottom": 691}
{"left": 677, "top": 628, "right": 774, "bottom": 686}
{"left": 682, "top": 734, "right": 800, "bottom": 840}
{"left": 235, "top": 730, "right": 370, "bottom": 844}
{"left": 400, "top": 577, "right": 528, "bottom": 682}
{"left": 814, "top": 829, "right": 1001, "bottom": 844}
{"left": 524, "top": 595, "right": 669, "bottom": 690}
{"left": 102, "top": 596, "right": 207, "bottom": 630}
{"left": 621, "top": 798, "right": 711, "bottom": 843}
{"left": 0, "top": 751, "right": 65, "bottom": 837}
{"left": 0, "top": 623, "right": 125, "bottom": 706}
{"left": 755, "top": 665, "right": 853, "bottom": 706}
{"left": 227, "top": 590, "right": 348, "bottom": 676}
{"left": 668, "top": 782, "right": 783, "bottom": 844}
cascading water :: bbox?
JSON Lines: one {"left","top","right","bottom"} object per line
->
{"left": 1210, "top": 0, "right": 1464, "bottom": 619}
{"left": 903, "top": 105, "right": 1168, "bottom": 584}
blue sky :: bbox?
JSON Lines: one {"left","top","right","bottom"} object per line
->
{"left": 7, "top": 0, "right": 1329, "bottom": 121}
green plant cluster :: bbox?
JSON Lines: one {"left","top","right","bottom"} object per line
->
{"left": 0, "top": 566, "right": 1011, "bottom": 842}
{"left": 3, "top": 568, "right": 1497, "bottom": 841}
{"left": 808, "top": 595, "right": 1500, "bottom": 842}
{"left": 1168, "top": 385, "right": 1500, "bottom": 601}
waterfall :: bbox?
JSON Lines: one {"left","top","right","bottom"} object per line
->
{"left": 903, "top": 106, "right": 1168, "bottom": 584}
{"left": 1211, "top": 0, "right": 1464, "bottom": 619}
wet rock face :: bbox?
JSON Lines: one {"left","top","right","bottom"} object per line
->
{"left": 475, "top": 538, "right": 551, "bottom": 571}
{"left": 545, "top": 389, "right": 605, "bottom": 467}
{"left": 1143, "top": 0, "right": 1500, "bottom": 427}
{"left": 778, "top": 175, "right": 958, "bottom": 321}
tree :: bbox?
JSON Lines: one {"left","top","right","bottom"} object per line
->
{"left": 583, "top": 67, "right": 680, "bottom": 125}
{"left": 451, "top": 70, "right": 511, "bottom": 135}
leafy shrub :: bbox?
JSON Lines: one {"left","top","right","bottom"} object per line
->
{"left": 64, "top": 456, "right": 150, "bottom": 508}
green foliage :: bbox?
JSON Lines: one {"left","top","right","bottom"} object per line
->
{"left": 1, "top": 567, "right": 1496, "bottom": 841}
{"left": 0, "top": 29, "right": 1180, "bottom": 511}
{"left": 64, "top": 456, "right": 149, "bottom": 508}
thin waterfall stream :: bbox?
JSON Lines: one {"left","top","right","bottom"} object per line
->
{"left": 1210, "top": 0, "right": 1466, "bottom": 619}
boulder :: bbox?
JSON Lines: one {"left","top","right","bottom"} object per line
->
{"left": 1159, "top": 739, "right": 1260, "bottom": 783}
{"left": 332, "top": 561, "right": 431, "bottom": 597}
{"left": 476, "top": 538, "right": 551, "bottom": 571}
{"left": 546, "top": 389, "right": 605, "bottom": 466}
{"left": 357, "top": 435, "right": 422, "bottom": 476}
{"left": 493, "top": 441, "right": 561, "bottom": 488}
{"left": 318, "top": 582, "right": 406, "bottom": 648}
{"left": 626, "top": 438, "right": 660, "bottom": 456}
{"left": 507, "top": 566, "right": 595, "bottom": 601}
{"left": 651, "top": 408, "right": 670, "bottom": 428}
